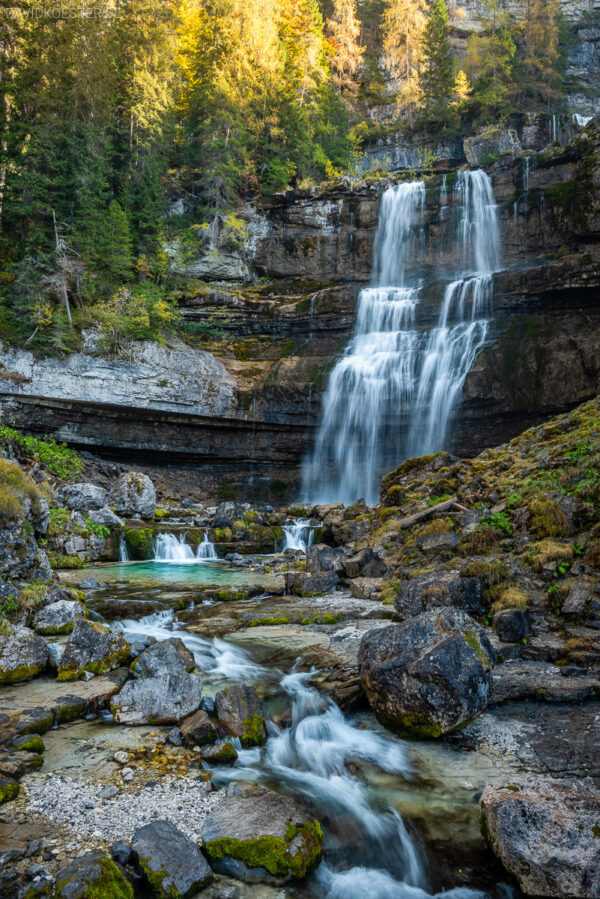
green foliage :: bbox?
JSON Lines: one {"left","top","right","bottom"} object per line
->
{"left": 93, "top": 283, "right": 181, "bottom": 354}
{"left": 0, "top": 427, "right": 83, "bottom": 480}
{"left": 85, "top": 518, "right": 111, "bottom": 539}
{"left": 482, "top": 510, "right": 514, "bottom": 538}
{"left": 419, "top": 0, "right": 454, "bottom": 124}
{"left": 0, "top": 458, "right": 44, "bottom": 522}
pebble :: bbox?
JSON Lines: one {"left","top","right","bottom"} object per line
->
{"left": 113, "top": 751, "right": 129, "bottom": 765}
{"left": 120, "top": 767, "right": 134, "bottom": 783}
{"left": 22, "top": 774, "right": 223, "bottom": 844}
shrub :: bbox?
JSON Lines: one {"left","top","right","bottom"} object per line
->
{"left": 94, "top": 283, "right": 181, "bottom": 354}
{"left": 527, "top": 496, "right": 568, "bottom": 538}
{"left": 490, "top": 585, "right": 529, "bottom": 614}
{"left": 0, "top": 459, "right": 44, "bottom": 522}
{"left": 0, "top": 426, "right": 83, "bottom": 480}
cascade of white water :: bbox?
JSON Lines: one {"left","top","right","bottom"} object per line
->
{"left": 119, "top": 533, "right": 129, "bottom": 562}
{"left": 154, "top": 532, "right": 217, "bottom": 563}
{"left": 302, "top": 171, "right": 500, "bottom": 506}
{"left": 282, "top": 519, "right": 314, "bottom": 553}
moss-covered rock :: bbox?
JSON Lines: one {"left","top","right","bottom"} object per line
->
{"left": 55, "top": 851, "right": 133, "bottom": 898}
{"left": 202, "top": 782, "right": 323, "bottom": 883}
{"left": 57, "top": 619, "right": 129, "bottom": 681}
{"left": 0, "top": 777, "right": 19, "bottom": 805}
{"left": 124, "top": 528, "right": 155, "bottom": 560}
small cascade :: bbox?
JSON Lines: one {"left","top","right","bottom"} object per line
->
{"left": 154, "top": 532, "right": 217, "bottom": 563}
{"left": 303, "top": 170, "right": 500, "bottom": 505}
{"left": 282, "top": 519, "right": 314, "bottom": 553}
{"left": 119, "top": 533, "right": 129, "bottom": 562}
{"left": 197, "top": 531, "right": 218, "bottom": 560}
{"left": 573, "top": 113, "right": 592, "bottom": 127}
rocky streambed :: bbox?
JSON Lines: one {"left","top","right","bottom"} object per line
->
{"left": 1, "top": 398, "right": 600, "bottom": 897}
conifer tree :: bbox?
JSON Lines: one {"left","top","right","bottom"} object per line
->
{"left": 517, "top": 0, "right": 562, "bottom": 108}
{"left": 420, "top": 0, "right": 454, "bottom": 122}
{"left": 381, "top": 0, "right": 428, "bottom": 113}
{"left": 465, "top": 0, "right": 516, "bottom": 116}
{"left": 327, "top": 0, "right": 365, "bottom": 92}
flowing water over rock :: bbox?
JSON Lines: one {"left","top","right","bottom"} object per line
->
{"left": 154, "top": 532, "right": 217, "bottom": 562}
{"left": 282, "top": 519, "right": 315, "bottom": 553}
{"left": 303, "top": 171, "right": 501, "bottom": 505}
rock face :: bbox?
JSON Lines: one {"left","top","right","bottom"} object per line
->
{"left": 59, "top": 483, "right": 107, "bottom": 511}
{"left": 342, "top": 548, "right": 388, "bottom": 579}
{"left": 58, "top": 620, "right": 130, "bottom": 681}
{"left": 358, "top": 608, "right": 495, "bottom": 736}
{"left": 285, "top": 571, "right": 338, "bottom": 596}
{"left": 131, "top": 820, "right": 213, "bottom": 897}
{"left": 132, "top": 637, "right": 195, "bottom": 679}
{"left": 55, "top": 850, "right": 133, "bottom": 898}
{"left": 214, "top": 683, "right": 267, "bottom": 747}
{"left": 306, "top": 544, "right": 348, "bottom": 574}
{"left": 202, "top": 781, "right": 323, "bottom": 884}
{"left": 463, "top": 127, "right": 521, "bottom": 166}
{"left": 494, "top": 609, "right": 533, "bottom": 644}
{"left": 480, "top": 780, "right": 600, "bottom": 898}
{"left": 112, "top": 673, "right": 203, "bottom": 725}
{"left": 0, "top": 625, "right": 48, "bottom": 685}
{"left": 109, "top": 472, "right": 156, "bottom": 519}
{"left": 33, "top": 599, "right": 86, "bottom": 635}
{"left": 394, "top": 570, "right": 484, "bottom": 620}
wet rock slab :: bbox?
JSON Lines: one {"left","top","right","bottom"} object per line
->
{"left": 492, "top": 660, "right": 600, "bottom": 704}
{"left": 131, "top": 819, "right": 213, "bottom": 895}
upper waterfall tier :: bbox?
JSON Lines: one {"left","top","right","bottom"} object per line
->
{"left": 302, "top": 171, "right": 501, "bottom": 506}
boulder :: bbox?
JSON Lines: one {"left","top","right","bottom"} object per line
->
{"left": 0, "top": 625, "right": 48, "bottom": 685}
{"left": 480, "top": 780, "right": 600, "bottom": 897}
{"left": 463, "top": 127, "right": 521, "bottom": 166}
{"left": 200, "top": 742, "right": 238, "bottom": 764}
{"left": 493, "top": 609, "right": 533, "bottom": 644}
{"left": 0, "top": 778, "right": 20, "bottom": 806}
{"left": 394, "top": 570, "right": 484, "bottom": 620}
{"left": 342, "top": 548, "right": 387, "bottom": 579}
{"left": 55, "top": 850, "right": 133, "bottom": 898}
{"left": 109, "top": 472, "right": 156, "bottom": 519}
{"left": 306, "top": 544, "right": 348, "bottom": 574}
{"left": 57, "top": 620, "right": 130, "bottom": 680}
{"left": 112, "top": 673, "right": 203, "bottom": 725}
{"left": 47, "top": 642, "right": 65, "bottom": 670}
{"left": 59, "top": 483, "right": 107, "bottom": 512}
{"left": 416, "top": 532, "right": 460, "bottom": 557}
{"left": 0, "top": 524, "right": 38, "bottom": 577}
{"left": 358, "top": 608, "right": 494, "bottom": 736}
{"left": 215, "top": 683, "right": 266, "bottom": 747}
{"left": 349, "top": 578, "right": 383, "bottom": 601}
{"left": 179, "top": 709, "right": 218, "bottom": 747}
{"left": 285, "top": 571, "right": 338, "bottom": 596}
{"left": 131, "top": 819, "right": 213, "bottom": 896}
{"left": 202, "top": 781, "right": 323, "bottom": 884}
{"left": 86, "top": 507, "right": 124, "bottom": 528}
{"left": 33, "top": 599, "right": 87, "bottom": 635}
{"left": 132, "top": 637, "right": 195, "bottom": 679}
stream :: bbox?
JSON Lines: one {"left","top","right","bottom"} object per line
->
{"left": 67, "top": 562, "right": 520, "bottom": 899}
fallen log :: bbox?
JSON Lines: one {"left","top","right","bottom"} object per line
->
{"left": 397, "top": 496, "right": 462, "bottom": 529}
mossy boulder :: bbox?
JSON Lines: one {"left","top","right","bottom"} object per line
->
{"left": 109, "top": 472, "right": 156, "bottom": 519}
{"left": 200, "top": 741, "right": 238, "bottom": 764}
{"left": 131, "top": 819, "right": 213, "bottom": 897}
{"left": 57, "top": 619, "right": 129, "bottom": 681}
{"left": 0, "top": 624, "right": 48, "bottom": 685}
{"left": 11, "top": 734, "right": 45, "bottom": 754}
{"left": 202, "top": 782, "right": 323, "bottom": 884}
{"left": 55, "top": 851, "right": 133, "bottom": 898}
{"left": 0, "top": 777, "right": 20, "bottom": 805}
{"left": 358, "top": 608, "right": 495, "bottom": 736}
{"left": 33, "top": 599, "right": 87, "bottom": 635}
{"left": 123, "top": 528, "right": 155, "bottom": 560}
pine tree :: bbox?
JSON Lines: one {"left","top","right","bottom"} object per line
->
{"left": 452, "top": 70, "right": 472, "bottom": 107}
{"left": 381, "top": 0, "right": 428, "bottom": 113}
{"left": 517, "top": 0, "right": 562, "bottom": 108}
{"left": 96, "top": 201, "right": 134, "bottom": 286}
{"left": 465, "top": 0, "right": 516, "bottom": 117}
{"left": 327, "top": 0, "right": 365, "bottom": 92}
{"left": 420, "top": 0, "right": 454, "bottom": 123}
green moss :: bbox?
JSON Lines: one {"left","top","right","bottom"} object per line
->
{"left": 461, "top": 560, "right": 508, "bottom": 588}
{"left": 124, "top": 528, "right": 155, "bottom": 560}
{"left": 240, "top": 713, "right": 267, "bottom": 748}
{"left": 205, "top": 742, "right": 238, "bottom": 763}
{"left": 592, "top": 823, "right": 600, "bottom": 838}
{"left": 396, "top": 713, "right": 443, "bottom": 738}
{"left": 216, "top": 588, "right": 246, "bottom": 601}
{"left": 214, "top": 527, "right": 233, "bottom": 542}
{"left": 0, "top": 779, "right": 20, "bottom": 805}
{"left": 0, "top": 662, "right": 44, "bottom": 685}
{"left": 248, "top": 616, "right": 289, "bottom": 627}
{"left": 136, "top": 857, "right": 179, "bottom": 899}
{"left": 55, "top": 856, "right": 133, "bottom": 899}
{"left": 205, "top": 818, "right": 322, "bottom": 879}
{"left": 12, "top": 734, "right": 45, "bottom": 753}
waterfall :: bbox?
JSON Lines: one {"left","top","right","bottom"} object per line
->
{"left": 154, "top": 532, "right": 217, "bottom": 563}
{"left": 302, "top": 171, "right": 500, "bottom": 506}
{"left": 282, "top": 519, "right": 314, "bottom": 553}
{"left": 119, "top": 533, "right": 129, "bottom": 562}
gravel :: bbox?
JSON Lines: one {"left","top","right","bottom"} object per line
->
{"left": 22, "top": 773, "right": 224, "bottom": 844}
